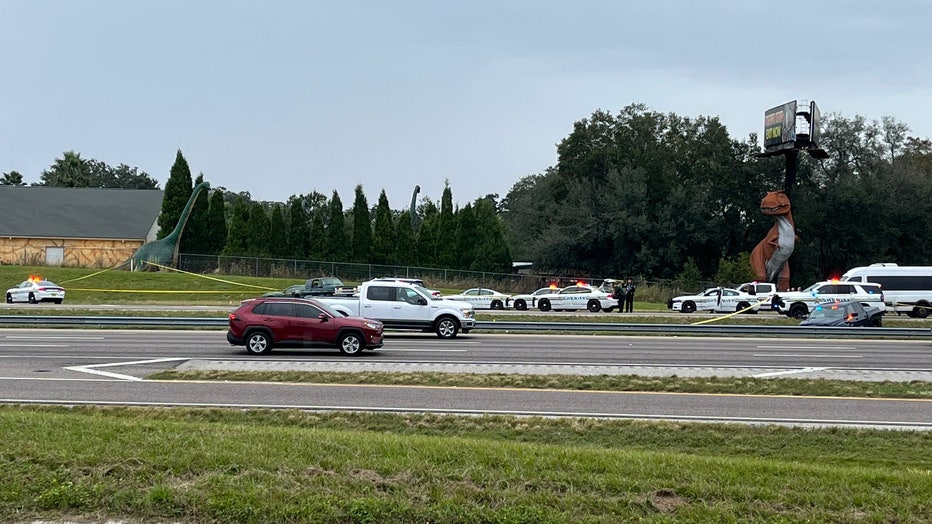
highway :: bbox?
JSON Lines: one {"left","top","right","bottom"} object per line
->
{"left": 1, "top": 329, "right": 930, "bottom": 429}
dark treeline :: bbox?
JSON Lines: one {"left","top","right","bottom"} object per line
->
{"left": 8, "top": 102, "right": 932, "bottom": 286}
{"left": 501, "top": 104, "right": 932, "bottom": 287}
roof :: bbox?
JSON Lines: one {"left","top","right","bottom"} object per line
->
{"left": 0, "top": 186, "right": 164, "bottom": 240}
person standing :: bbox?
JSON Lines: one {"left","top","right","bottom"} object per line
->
{"left": 624, "top": 278, "right": 636, "bottom": 313}
{"left": 613, "top": 280, "right": 626, "bottom": 313}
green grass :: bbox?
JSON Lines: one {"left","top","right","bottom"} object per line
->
{"left": 1, "top": 406, "right": 930, "bottom": 523}
{"left": 149, "top": 370, "right": 932, "bottom": 399}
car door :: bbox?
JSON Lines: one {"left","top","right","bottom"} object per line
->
{"left": 363, "top": 285, "right": 399, "bottom": 319}
{"left": 292, "top": 302, "right": 334, "bottom": 344}
{"left": 393, "top": 286, "right": 432, "bottom": 321}
{"left": 253, "top": 302, "right": 295, "bottom": 342}
{"left": 696, "top": 289, "right": 720, "bottom": 311}
{"left": 13, "top": 281, "right": 30, "bottom": 302}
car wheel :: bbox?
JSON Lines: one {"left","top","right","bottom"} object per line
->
{"left": 338, "top": 332, "right": 364, "bottom": 356}
{"left": 434, "top": 316, "right": 459, "bottom": 338}
{"left": 514, "top": 299, "right": 527, "bottom": 311}
{"left": 788, "top": 303, "right": 808, "bottom": 320}
{"left": 53, "top": 299, "right": 62, "bottom": 304}
{"left": 245, "top": 331, "right": 272, "bottom": 355}
{"left": 538, "top": 299, "right": 551, "bottom": 312}
{"left": 587, "top": 299, "right": 601, "bottom": 313}
{"left": 736, "top": 302, "right": 751, "bottom": 314}
{"left": 490, "top": 300, "right": 504, "bottom": 310}
{"left": 28, "top": 293, "right": 37, "bottom": 304}
{"left": 681, "top": 301, "right": 696, "bottom": 314}
{"left": 5, "top": 293, "right": 11, "bottom": 304}
{"left": 914, "top": 304, "right": 931, "bottom": 318}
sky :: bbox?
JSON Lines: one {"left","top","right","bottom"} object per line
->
{"left": 3, "top": 1, "right": 931, "bottom": 209}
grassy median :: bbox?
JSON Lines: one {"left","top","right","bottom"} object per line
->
{"left": 1, "top": 406, "right": 930, "bottom": 523}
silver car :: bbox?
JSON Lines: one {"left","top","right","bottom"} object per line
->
{"left": 6, "top": 278, "right": 66, "bottom": 304}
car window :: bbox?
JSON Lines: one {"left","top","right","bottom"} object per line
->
{"left": 253, "top": 302, "right": 294, "bottom": 317}
{"left": 367, "top": 286, "right": 394, "bottom": 301}
{"left": 396, "top": 288, "right": 422, "bottom": 304}
{"left": 464, "top": 289, "right": 478, "bottom": 296}
{"left": 294, "top": 303, "right": 324, "bottom": 318}
{"left": 723, "top": 289, "right": 738, "bottom": 296}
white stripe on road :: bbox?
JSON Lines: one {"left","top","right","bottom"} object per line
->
{"left": 753, "top": 354, "right": 863, "bottom": 358}
{"left": 753, "top": 367, "right": 829, "bottom": 378}
{"left": 64, "top": 357, "right": 189, "bottom": 381}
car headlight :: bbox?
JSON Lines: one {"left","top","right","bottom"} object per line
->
{"left": 462, "top": 307, "right": 474, "bottom": 318}
{"left": 365, "top": 321, "right": 383, "bottom": 330}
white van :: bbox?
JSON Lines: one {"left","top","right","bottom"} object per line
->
{"left": 841, "top": 263, "right": 932, "bottom": 318}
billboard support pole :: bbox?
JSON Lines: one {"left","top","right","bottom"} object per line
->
{"left": 783, "top": 150, "right": 798, "bottom": 199}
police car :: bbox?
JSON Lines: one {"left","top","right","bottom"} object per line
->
{"left": 443, "top": 288, "right": 511, "bottom": 310}
{"left": 6, "top": 276, "right": 66, "bottom": 304}
{"left": 772, "top": 280, "right": 885, "bottom": 319}
{"left": 507, "top": 286, "right": 562, "bottom": 311}
{"left": 667, "top": 287, "right": 765, "bottom": 314}
{"left": 534, "top": 285, "right": 616, "bottom": 312}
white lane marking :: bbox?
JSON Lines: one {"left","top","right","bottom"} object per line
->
{"left": 381, "top": 349, "right": 469, "bottom": 352}
{"left": 64, "top": 357, "right": 188, "bottom": 382}
{"left": 756, "top": 345, "right": 855, "bottom": 350}
{"left": 2, "top": 335, "right": 105, "bottom": 340}
{"left": 753, "top": 354, "right": 863, "bottom": 358}
{"left": 753, "top": 367, "right": 829, "bottom": 378}
{"left": 0, "top": 344, "right": 68, "bottom": 348}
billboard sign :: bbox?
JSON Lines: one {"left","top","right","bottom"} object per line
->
{"left": 763, "top": 100, "right": 797, "bottom": 149}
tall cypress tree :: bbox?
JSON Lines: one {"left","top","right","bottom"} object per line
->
{"left": 454, "top": 203, "right": 477, "bottom": 270}
{"left": 471, "top": 197, "right": 512, "bottom": 272}
{"left": 350, "top": 185, "right": 372, "bottom": 263}
{"left": 246, "top": 202, "right": 270, "bottom": 256}
{"left": 326, "top": 191, "right": 346, "bottom": 261}
{"left": 308, "top": 209, "right": 327, "bottom": 261}
{"left": 223, "top": 196, "right": 250, "bottom": 256}
{"left": 393, "top": 211, "right": 416, "bottom": 265}
{"left": 287, "top": 198, "right": 310, "bottom": 259}
{"left": 371, "top": 190, "right": 395, "bottom": 264}
{"left": 157, "top": 150, "right": 193, "bottom": 239}
{"left": 416, "top": 200, "right": 439, "bottom": 267}
{"left": 436, "top": 182, "right": 457, "bottom": 267}
{"left": 206, "top": 190, "right": 228, "bottom": 255}
{"left": 181, "top": 173, "right": 210, "bottom": 254}
{"left": 268, "top": 204, "right": 289, "bottom": 258}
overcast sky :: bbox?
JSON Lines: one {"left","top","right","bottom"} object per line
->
{"left": 3, "top": 1, "right": 930, "bottom": 208}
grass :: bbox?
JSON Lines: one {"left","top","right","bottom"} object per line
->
{"left": 149, "top": 370, "right": 932, "bottom": 399}
{"left": 1, "top": 406, "right": 930, "bottom": 523}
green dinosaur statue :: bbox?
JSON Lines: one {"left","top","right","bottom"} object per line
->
{"left": 132, "top": 181, "right": 210, "bottom": 271}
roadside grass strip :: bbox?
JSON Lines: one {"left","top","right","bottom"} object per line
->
{"left": 0, "top": 406, "right": 930, "bottom": 523}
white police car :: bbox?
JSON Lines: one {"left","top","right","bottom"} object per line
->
{"left": 534, "top": 285, "right": 616, "bottom": 312}
{"left": 443, "top": 288, "right": 511, "bottom": 310}
{"left": 507, "top": 287, "right": 562, "bottom": 311}
{"left": 667, "top": 287, "right": 764, "bottom": 314}
{"left": 6, "top": 277, "right": 66, "bottom": 304}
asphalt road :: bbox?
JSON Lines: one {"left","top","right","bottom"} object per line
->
{"left": 1, "top": 329, "right": 930, "bottom": 429}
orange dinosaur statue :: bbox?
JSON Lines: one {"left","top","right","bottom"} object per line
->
{"left": 750, "top": 191, "right": 795, "bottom": 291}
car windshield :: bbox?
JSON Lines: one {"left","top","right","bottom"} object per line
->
{"left": 801, "top": 283, "right": 821, "bottom": 293}
{"left": 413, "top": 285, "right": 438, "bottom": 300}
{"left": 808, "top": 305, "right": 846, "bottom": 319}
{"left": 314, "top": 301, "right": 346, "bottom": 317}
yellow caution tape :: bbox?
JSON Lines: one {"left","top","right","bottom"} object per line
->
{"left": 690, "top": 298, "right": 772, "bottom": 325}
{"left": 68, "top": 288, "right": 259, "bottom": 294}
{"left": 141, "top": 261, "right": 277, "bottom": 290}
{"left": 58, "top": 260, "right": 129, "bottom": 284}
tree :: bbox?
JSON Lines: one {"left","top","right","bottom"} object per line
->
{"left": 325, "top": 191, "right": 346, "bottom": 261}
{"left": 371, "top": 190, "right": 395, "bottom": 264}
{"left": 436, "top": 182, "right": 457, "bottom": 267}
{"left": 0, "top": 170, "right": 25, "bottom": 186}
{"left": 350, "top": 184, "right": 371, "bottom": 263}
{"left": 268, "top": 204, "right": 289, "bottom": 258}
{"left": 470, "top": 197, "right": 512, "bottom": 272}
{"left": 287, "top": 198, "right": 310, "bottom": 259}
{"left": 206, "top": 190, "right": 228, "bottom": 255}
{"left": 245, "top": 201, "right": 270, "bottom": 256}
{"left": 223, "top": 195, "right": 250, "bottom": 256}
{"left": 180, "top": 173, "right": 210, "bottom": 254}
{"left": 39, "top": 151, "right": 91, "bottom": 187}
{"left": 393, "top": 211, "right": 417, "bottom": 265}
{"left": 415, "top": 200, "right": 440, "bottom": 267}
{"left": 454, "top": 203, "right": 477, "bottom": 270}
{"left": 157, "top": 150, "right": 194, "bottom": 240}
{"left": 308, "top": 208, "right": 327, "bottom": 260}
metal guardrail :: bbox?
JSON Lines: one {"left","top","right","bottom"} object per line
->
{"left": 0, "top": 315, "right": 929, "bottom": 337}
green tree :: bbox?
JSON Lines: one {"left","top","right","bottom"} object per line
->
{"left": 436, "top": 182, "right": 457, "bottom": 267}
{"left": 393, "top": 211, "right": 417, "bottom": 265}
{"left": 308, "top": 208, "right": 327, "bottom": 260}
{"left": 246, "top": 202, "right": 270, "bottom": 256}
{"left": 157, "top": 150, "right": 194, "bottom": 240}
{"left": 39, "top": 151, "right": 91, "bottom": 187}
{"left": 223, "top": 196, "right": 250, "bottom": 256}
{"left": 287, "top": 198, "right": 310, "bottom": 259}
{"left": 471, "top": 197, "right": 512, "bottom": 272}
{"left": 206, "top": 190, "right": 228, "bottom": 255}
{"left": 371, "top": 190, "right": 395, "bottom": 264}
{"left": 180, "top": 173, "right": 210, "bottom": 254}
{"left": 326, "top": 191, "right": 346, "bottom": 261}
{"left": 416, "top": 200, "right": 440, "bottom": 267}
{"left": 454, "top": 203, "right": 477, "bottom": 270}
{"left": 0, "top": 170, "right": 25, "bottom": 186}
{"left": 350, "top": 185, "right": 371, "bottom": 263}
{"left": 268, "top": 204, "right": 289, "bottom": 258}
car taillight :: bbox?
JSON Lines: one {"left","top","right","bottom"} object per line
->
{"left": 37, "top": 287, "right": 46, "bottom": 291}
{"left": 228, "top": 313, "right": 237, "bottom": 321}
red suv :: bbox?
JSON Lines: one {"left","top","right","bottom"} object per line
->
{"left": 227, "top": 297, "right": 384, "bottom": 356}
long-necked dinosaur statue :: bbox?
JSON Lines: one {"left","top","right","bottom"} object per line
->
{"left": 131, "top": 181, "right": 210, "bottom": 271}
{"left": 750, "top": 190, "right": 796, "bottom": 291}
{"left": 409, "top": 185, "right": 420, "bottom": 228}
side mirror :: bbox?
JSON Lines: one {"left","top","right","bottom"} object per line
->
{"left": 318, "top": 313, "right": 329, "bottom": 322}
{"left": 418, "top": 298, "right": 428, "bottom": 306}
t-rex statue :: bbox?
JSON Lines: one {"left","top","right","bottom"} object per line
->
{"left": 750, "top": 191, "right": 795, "bottom": 291}
{"left": 131, "top": 181, "right": 210, "bottom": 271}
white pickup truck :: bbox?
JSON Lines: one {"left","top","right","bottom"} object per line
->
{"left": 318, "top": 280, "right": 475, "bottom": 338}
